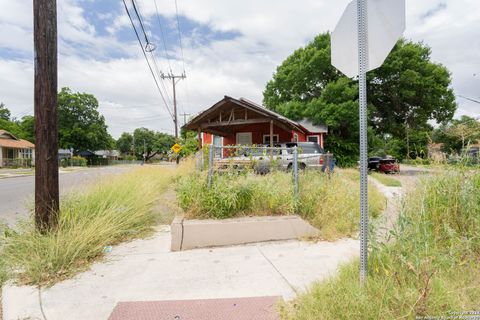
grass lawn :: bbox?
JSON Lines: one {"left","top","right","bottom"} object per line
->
{"left": 176, "top": 168, "right": 386, "bottom": 240}
{"left": 0, "top": 161, "right": 193, "bottom": 286}
{"left": 280, "top": 170, "right": 480, "bottom": 319}
{"left": 371, "top": 172, "right": 402, "bottom": 187}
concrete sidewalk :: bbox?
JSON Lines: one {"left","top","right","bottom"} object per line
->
{"left": 3, "top": 226, "right": 359, "bottom": 320}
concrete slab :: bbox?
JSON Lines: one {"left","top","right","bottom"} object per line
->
{"left": 172, "top": 215, "right": 320, "bottom": 251}
{"left": 3, "top": 226, "right": 359, "bottom": 320}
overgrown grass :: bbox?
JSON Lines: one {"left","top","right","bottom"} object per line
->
{"left": 371, "top": 172, "right": 402, "bottom": 187}
{"left": 176, "top": 169, "right": 386, "bottom": 240}
{"left": 281, "top": 170, "right": 480, "bottom": 319}
{"left": 0, "top": 163, "right": 192, "bottom": 286}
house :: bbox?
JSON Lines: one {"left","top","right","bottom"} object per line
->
{"left": 0, "top": 130, "right": 35, "bottom": 167}
{"left": 58, "top": 149, "right": 73, "bottom": 160}
{"left": 182, "top": 96, "right": 328, "bottom": 156}
{"left": 94, "top": 150, "right": 120, "bottom": 160}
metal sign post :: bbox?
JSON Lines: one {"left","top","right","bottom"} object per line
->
{"left": 331, "top": 0, "right": 405, "bottom": 284}
{"left": 357, "top": 0, "right": 369, "bottom": 284}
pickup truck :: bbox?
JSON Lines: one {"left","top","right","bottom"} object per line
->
{"left": 214, "top": 142, "right": 333, "bottom": 174}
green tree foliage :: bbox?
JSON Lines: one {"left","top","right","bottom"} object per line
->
{"left": 180, "top": 130, "right": 199, "bottom": 157}
{"left": 433, "top": 116, "right": 480, "bottom": 153}
{"left": 116, "top": 132, "right": 133, "bottom": 155}
{"left": 0, "top": 102, "right": 11, "bottom": 121}
{"left": 18, "top": 115, "right": 35, "bottom": 143}
{"left": 116, "top": 128, "right": 175, "bottom": 161}
{"left": 0, "top": 104, "right": 35, "bottom": 142}
{"left": 58, "top": 87, "right": 114, "bottom": 153}
{"left": 263, "top": 33, "right": 456, "bottom": 165}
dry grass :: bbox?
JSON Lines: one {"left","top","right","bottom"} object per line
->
{"left": 0, "top": 161, "right": 194, "bottom": 286}
{"left": 176, "top": 168, "right": 386, "bottom": 240}
{"left": 280, "top": 170, "right": 480, "bottom": 319}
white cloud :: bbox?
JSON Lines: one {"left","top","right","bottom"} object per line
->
{"left": 0, "top": 0, "right": 479, "bottom": 139}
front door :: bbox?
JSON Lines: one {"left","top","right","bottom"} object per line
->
{"left": 213, "top": 135, "right": 222, "bottom": 158}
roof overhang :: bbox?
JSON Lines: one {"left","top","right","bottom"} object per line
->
{"left": 182, "top": 96, "right": 308, "bottom": 136}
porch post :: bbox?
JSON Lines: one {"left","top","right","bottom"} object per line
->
{"left": 197, "top": 127, "right": 203, "bottom": 149}
{"left": 270, "top": 120, "right": 274, "bottom": 157}
{"left": 320, "top": 133, "right": 324, "bottom": 149}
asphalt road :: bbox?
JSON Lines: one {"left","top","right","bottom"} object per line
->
{"left": 0, "top": 166, "right": 136, "bottom": 227}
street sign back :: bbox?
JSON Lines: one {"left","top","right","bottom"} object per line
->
{"left": 331, "top": 0, "right": 406, "bottom": 78}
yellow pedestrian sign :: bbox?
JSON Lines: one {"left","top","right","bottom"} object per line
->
{"left": 171, "top": 143, "right": 182, "bottom": 154}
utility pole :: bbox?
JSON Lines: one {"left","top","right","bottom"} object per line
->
{"left": 161, "top": 72, "right": 186, "bottom": 164}
{"left": 143, "top": 139, "right": 146, "bottom": 165}
{"left": 34, "top": 0, "right": 59, "bottom": 232}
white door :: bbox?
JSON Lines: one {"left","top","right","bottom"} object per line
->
{"left": 236, "top": 132, "right": 252, "bottom": 145}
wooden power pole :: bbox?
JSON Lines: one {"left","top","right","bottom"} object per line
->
{"left": 34, "top": 0, "right": 59, "bottom": 232}
{"left": 161, "top": 72, "right": 186, "bottom": 164}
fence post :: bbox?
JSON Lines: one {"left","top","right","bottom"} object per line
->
{"left": 207, "top": 144, "right": 214, "bottom": 187}
{"left": 293, "top": 146, "right": 299, "bottom": 208}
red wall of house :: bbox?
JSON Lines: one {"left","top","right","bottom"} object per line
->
{"left": 202, "top": 126, "right": 325, "bottom": 153}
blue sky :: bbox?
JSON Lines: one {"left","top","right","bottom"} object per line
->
{"left": 0, "top": 0, "right": 479, "bottom": 138}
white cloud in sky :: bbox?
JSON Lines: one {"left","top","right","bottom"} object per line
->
{"left": 0, "top": 0, "right": 479, "bottom": 138}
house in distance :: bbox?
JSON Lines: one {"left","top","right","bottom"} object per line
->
{"left": 183, "top": 96, "right": 327, "bottom": 155}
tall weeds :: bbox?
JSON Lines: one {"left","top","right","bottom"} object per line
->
{"left": 281, "top": 170, "right": 480, "bottom": 319}
{"left": 176, "top": 169, "right": 386, "bottom": 240}
{"left": 1, "top": 165, "right": 180, "bottom": 286}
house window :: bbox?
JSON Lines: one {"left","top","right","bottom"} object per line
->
{"left": 293, "top": 133, "right": 299, "bottom": 142}
{"left": 236, "top": 132, "right": 252, "bottom": 145}
{"left": 263, "top": 134, "right": 279, "bottom": 146}
{"left": 19, "top": 148, "right": 32, "bottom": 159}
{"left": 307, "top": 136, "right": 319, "bottom": 143}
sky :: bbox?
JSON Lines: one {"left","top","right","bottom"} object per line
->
{"left": 0, "top": 0, "right": 479, "bottom": 138}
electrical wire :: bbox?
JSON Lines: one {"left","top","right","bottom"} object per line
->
{"left": 174, "top": 0, "right": 186, "bottom": 74}
{"left": 153, "top": 0, "right": 173, "bottom": 73}
{"left": 122, "top": 0, "right": 174, "bottom": 120}
{"left": 458, "top": 95, "right": 480, "bottom": 105}
{"left": 130, "top": 0, "right": 155, "bottom": 51}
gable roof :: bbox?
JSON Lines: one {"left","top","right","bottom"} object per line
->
{"left": 183, "top": 96, "right": 327, "bottom": 135}
{"left": 0, "top": 130, "right": 35, "bottom": 149}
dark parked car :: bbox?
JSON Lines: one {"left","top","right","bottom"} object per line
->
{"left": 368, "top": 157, "right": 382, "bottom": 171}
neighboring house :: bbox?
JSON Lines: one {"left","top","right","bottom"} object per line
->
{"left": 58, "top": 149, "right": 73, "bottom": 160}
{"left": 94, "top": 150, "right": 120, "bottom": 160}
{"left": 0, "top": 130, "right": 35, "bottom": 167}
{"left": 182, "top": 96, "right": 328, "bottom": 157}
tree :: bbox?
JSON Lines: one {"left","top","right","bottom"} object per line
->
{"left": 58, "top": 87, "right": 114, "bottom": 153}
{"left": 0, "top": 102, "right": 11, "bottom": 121}
{"left": 263, "top": 33, "right": 456, "bottom": 165}
{"left": 433, "top": 116, "right": 480, "bottom": 153}
{"left": 116, "top": 132, "right": 133, "bottom": 155}
{"left": 117, "top": 128, "right": 175, "bottom": 161}
{"left": 18, "top": 115, "right": 35, "bottom": 143}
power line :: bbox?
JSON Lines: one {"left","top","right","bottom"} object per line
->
{"left": 458, "top": 95, "right": 480, "bottom": 105}
{"left": 122, "top": 0, "right": 173, "bottom": 120}
{"left": 130, "top": 0, "right": 155, "bottom": 52}
{"left": 174, "top": 0, "right": 186, "bottom": 73}
{"left": 153, "top": 0, "right": 173, "bottom": 73}
{"left": 132, "top": 0, "right": 173, "bottom": 107}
